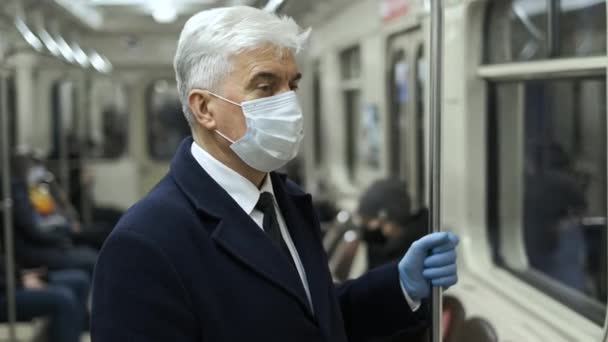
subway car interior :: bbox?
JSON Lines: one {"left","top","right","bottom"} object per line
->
{"left": 0, "top": 0, "right": 607, "bottom": 341}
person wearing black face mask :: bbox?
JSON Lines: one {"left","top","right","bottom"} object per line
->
{"left": 358, "top": 179, "right": 428, "bottom": 269}
{"left": 356, "top": 180, "right": 431, "bottom": 342}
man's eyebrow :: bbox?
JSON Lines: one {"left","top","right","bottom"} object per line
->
{"left": 245, "top": 72, "right": 302, "bottom": 88}
{"left": 247, "top": 72, "right": 280, "bottom": 86}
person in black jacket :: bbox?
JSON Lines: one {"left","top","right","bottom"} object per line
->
{"left": 11, "top": 154, "right": 97, "bottom": 276}
{"left": 0, "top": 255, "right": 90, "bottom": 342}
{"left": 356, "top": 179, "right": 430, "bottom": 342}
{"left": 91, "top": 7, "right": 459, "bottom": 342}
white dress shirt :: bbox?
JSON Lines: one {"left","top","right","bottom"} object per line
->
{"left": 190, "top": 141, "right": 419, "bottom": 312}
{"left": 191, "top": 142, "right": 313, "bottom": 310}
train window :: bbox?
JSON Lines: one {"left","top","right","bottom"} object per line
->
{"left": 50, "top": 81, "right": 77, "bottom": 160}
{"left": 559, "top": 0, "right": 607, "bottom": 58}
{"left": 340, "top": 46, "right": 361, "bottom": 81}
{"left": 312, "top": 61, "right": 324, "bottom": 166}
{"left": 89, "top": 82, "right": 129, "bottom": 159}
{"left": 489, "top": 77, "right": 607, "bottom": 323}
{"left": 7, "top": 75, "right": 16, "bottom": 150}
{"left": 344, "top": 90, "right": 361, "bottom": 179}
{"left": 340, "top": 45, "right": 362, "bottom": 179}
{"left": 485, "top": 0, "right": 606, "bottom": 63}
{"left": 486, "top": 0, "right": 548, "bottom": 63}
{"left": 414, "top": 46, "right": 426, "bottom": 208}
{"left": 388, "top": 49, "right": 407, "bottom": 178}
{"left": 146, "top": 79, "right": 190, "bottom": 160}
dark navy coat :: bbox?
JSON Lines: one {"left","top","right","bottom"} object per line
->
{"left": 91, "top": 137, "right": 425, "bottom": 342}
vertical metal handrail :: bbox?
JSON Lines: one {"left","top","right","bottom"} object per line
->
{"left": 428, "top": 1, "right": 443, "bottom": 342}
{"left": 1, "top": 70, "right": 17, "bottom": 341}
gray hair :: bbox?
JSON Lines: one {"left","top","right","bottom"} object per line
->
{"left": 173, "top": 6, "right": 311, "bottom": 124}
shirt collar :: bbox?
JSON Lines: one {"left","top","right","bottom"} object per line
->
{"left": 190, "top": 141, "right": 274, "bottom": 215}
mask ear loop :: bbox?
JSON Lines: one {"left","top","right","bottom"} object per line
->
{"left": 206, "top": 91, "right": 242, "bottom": 144}
{"left": 215, "top": 130, "right": 236, "bottom": 144}
{"left": 207, "top": 91, "right": 242, "bottom": 107}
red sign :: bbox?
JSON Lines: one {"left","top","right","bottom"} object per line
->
{"left": 380, "top": 0, "right": 410, "bottom": 22}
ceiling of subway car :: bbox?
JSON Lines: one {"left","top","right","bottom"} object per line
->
{"left": 6, "top": 0, "right": 336, "bottom": 34}
{"left": 2, "top": 0, "right": 331, "bottom": 68}
{"left": 50, "top": 0, "right": 271, "bottom": 32}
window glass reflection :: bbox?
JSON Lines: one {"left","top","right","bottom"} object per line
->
{"left": 559, "top": 0, "right": 606, "bottom": 57}
{"left": 490, "top": 78, "right": 607, "bottom": 323}
{"left": 486, "top": 0, "right": 548, "bottom": 63}
{"left": 510, "top": 0, "right": 549, "bottom": 61}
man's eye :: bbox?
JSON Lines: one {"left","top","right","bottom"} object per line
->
{"left": 258, "top": 84, "right": 272, "bottom": 92}
{"left": 290, "top": 84, "right": 299, "bottom": 91}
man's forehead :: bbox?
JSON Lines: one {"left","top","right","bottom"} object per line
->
{"left": 232, "top": 46, "right": 299, "bottom": 75}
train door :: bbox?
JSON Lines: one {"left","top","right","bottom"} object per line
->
{"left": 387, "top": 31, "right": 426, "bottom": 209}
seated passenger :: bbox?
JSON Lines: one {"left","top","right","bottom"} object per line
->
{"left": 357, "top": 179, "right": 428, "bottom": 269}
{"left": 11, "top": 154, "right": 98, "bottom": 276}
{"left": 0, "top": 255, "right": 89, "bottom": 342}
{"left": 27, "top": 158, "right": 112, "bottom": 249}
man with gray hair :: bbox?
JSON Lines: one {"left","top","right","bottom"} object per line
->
{"left": 91, "top": 6, "right": 459, "bottom": 342}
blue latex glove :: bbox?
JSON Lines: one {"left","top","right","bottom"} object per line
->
{"left": 398, "top": 232, "right": 459, "bottom": 301}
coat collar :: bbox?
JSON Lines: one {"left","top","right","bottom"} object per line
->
{"left": 169, "top": 137, "right": 317, "bottom": 321}
{"left": 170, "top": 137, "right": 305, "bottom": 219}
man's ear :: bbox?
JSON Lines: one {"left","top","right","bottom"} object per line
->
{"left": 188, "top": 89, "right": 215, "bottom": 130}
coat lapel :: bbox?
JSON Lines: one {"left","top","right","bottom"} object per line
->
{"left": 271, "top": 173, "right": 332, "bottom": 340}
{"left": 169, "top": 138, "right": 312, "bottom": 320}
{"left": 210, "top": 213, "right": 313, "bottom": 320}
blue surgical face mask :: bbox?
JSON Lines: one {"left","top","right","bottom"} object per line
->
{"left": 209, "top": 91, "right": 304, "bottom": 173}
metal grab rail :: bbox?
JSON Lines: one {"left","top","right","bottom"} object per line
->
{"left": 428, "top": 1, "right": 444, "bottom": 342}
{"left": 0, "top": 69, "right": 17, "bottom": 341}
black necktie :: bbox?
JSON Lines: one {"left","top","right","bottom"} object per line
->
{"left": 255, "top": 192, "right": 296, "bottom": 269}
